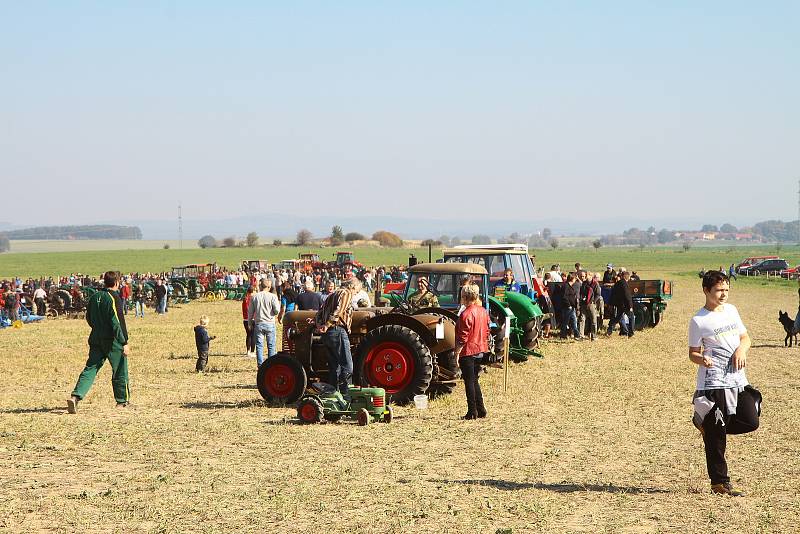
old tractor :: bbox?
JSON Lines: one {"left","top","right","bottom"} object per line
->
{"left": 598, "top": 279, "right": 673, "bottom": 331}
{"left": 296, "top": 383, "right": 392, "bottom": 425}
{"left": 257, "top": 262, "right": 492, "bottom": 405}
{"left": 442, "top": 244, "right": 545, "bottom": 361}
{"left": 242, "top": 260, "right": 271, "bottom": 273}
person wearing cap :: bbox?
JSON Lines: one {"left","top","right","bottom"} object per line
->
{"left": 409, "top": 276, "right": 439, "bottom": 308}
{"left": 602, "top": 264, "right": 616, "bottom": 284}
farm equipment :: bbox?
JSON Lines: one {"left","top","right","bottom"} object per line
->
{"left": 329, "top": 251, "right": 364, "bottom": 273}
{"left": 628, "top": 279, "right": 673, "bottom": 330}
{"left": 299, "top": 253, "right": 325, "bottom": 271}
{"left": 205, "top": 282, "right": 246, "bottom": 301}
{"left": 257, "top": 263, "right": 493, "bottom": 405}
{"left": 296, "top": 383, "right": 392, "bottom": 425}
{"left": 242, "top": 260, "right": 271, "bottom": 273}
{"left": 442, "top": 244, "right": 545, "bottom": 361}
{"left": 170, "top": 263, "right": 217, "bottom": 300}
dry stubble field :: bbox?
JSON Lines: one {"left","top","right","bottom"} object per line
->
{"left": 2, "top": 274, "right": 799, "bottom": 533}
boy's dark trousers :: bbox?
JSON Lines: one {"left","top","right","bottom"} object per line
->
{"left": 459, "top": 354, "right": 486, "bottom": 417}
{"left": 196, "top": 350, "right": 209, "bottom": 372}
{"left": 701, "top": 387, "right": 761, "bottom": 484}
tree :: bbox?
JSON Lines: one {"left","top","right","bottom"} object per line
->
{"left": 549, "top": 238, "right": 559, "bottom": 250}
{"left": 450, "top": 236, "right": 461, "bottom": 246}
{"left": 720, "top": 223, "right": 738, "bottom": 233}
{"left": 541, "top": 228, "right": 552, "bottom": 240}
{"left": 372, "top": 231, "right": 403, "bottom": 247}
{"left": 701, "top": 224, "right": 719, "bottom": 232}
{"left": 296, "top": 229, "right": 312, "bottom": 246}
{"left": 421, "top": 238, "right": 442, "bottom": 246}
{"left": 438, "top": 235, "right": 450, "bottom": 247}
{"left": 776, "top": 241, "right": 783, "bottom": 254}
{"left": 0, "top": 234, "right": 9, "bottom": 253}
{"left": 471, "top": 234, "right": 491, "bottom": 245}
{"left": 657, "top": 229, "right": 674, "bottom": 244}
{"left": 592, "top": 239, "right": 602, "bottom": 251}
{"left": 509, "top": 232, "right": 522, "bottom": 243}
{"left": 330, "top": 225, "right": 344, "bottom": 246}
{"left": 344, "top": 232, "right": 365, "bottom": 242}
{"left": 246, "top": 232, "right": 259, "bottom": 247}
{"left": 682, "top": 241, "right": 691, "bottom": 252}
{"left": 272, "top": 239, "right": 283, "bottom": 246}
{"left": 198, "top": 235, "right": 217, "bottom": 249}
{"left": 163, "top": 243, "right": 170, "bottom": 250}
{"left": 221, "top": 236, "right": 236, "bottom": 247}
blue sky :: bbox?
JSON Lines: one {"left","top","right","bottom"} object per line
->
{"left": 1, "top": 2, "right": 798, "bottom": 229}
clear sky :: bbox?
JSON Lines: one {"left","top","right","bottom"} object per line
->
{"left": 2, "top": 1, "right": 798, "bottom": 228}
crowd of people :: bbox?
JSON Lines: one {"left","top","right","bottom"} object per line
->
{"left": 537, "top": 262, "right": 641, "bottom": 341}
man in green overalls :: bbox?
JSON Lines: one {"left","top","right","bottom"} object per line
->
{"left": 68, "top": 271, "right": 130, "bottom": 413}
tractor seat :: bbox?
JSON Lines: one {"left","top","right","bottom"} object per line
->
{"left": 310, "top": 382, "right": 337, "bottom": 394}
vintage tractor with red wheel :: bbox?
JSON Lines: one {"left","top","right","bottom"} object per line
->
{"left": 256, "top": 262, "right": 492, "bottom": 405}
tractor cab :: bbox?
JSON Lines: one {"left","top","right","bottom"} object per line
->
{"left": 242, "top": 260, "right": 270, "bottom": 273}
{"left": 442, "top": 244, "right": 539, "bottom": 299}
{"left": 400, "top": 263, "right": 490, "bottom": 315}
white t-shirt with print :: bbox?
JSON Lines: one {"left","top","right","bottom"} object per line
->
{"left": 688, "top": 304, "right": 749, "bottom": 390}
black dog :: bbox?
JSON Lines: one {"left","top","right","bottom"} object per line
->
{"left": 779, "top": 311, "right": 798, "bottom": 347}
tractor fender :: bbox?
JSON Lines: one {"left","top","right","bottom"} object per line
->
{"left": 365, "top": 313, "right": 454, "bottom": 354}
{"left": 504, "top": 291, "right": 543, "bottom": 323}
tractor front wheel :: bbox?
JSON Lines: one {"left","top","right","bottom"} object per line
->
{"left": 357, "top": 408, "right": 371, "bottom": 426}
{"left": 383, "top": 405, "right": 394, "bottom": 424}
{"left": 256, "top": 353, "right": 308, "bottom": 404}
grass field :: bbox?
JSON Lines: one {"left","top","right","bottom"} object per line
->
{"left": 2, "top": 253, "right": 800, "bottom": 532}
{"left": 1, "top": 242, "right": 798, "bottom": 280}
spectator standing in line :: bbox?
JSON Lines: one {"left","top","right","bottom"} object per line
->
{"left": 242, "top": 286, "right": 256, "bottom": 356}
{"left": 607, "top": 270, "right": 634, "bottom": 337}
{"left": 194, "top": 315, "right": 216, "bottom": 372}
{"left": 548, "top": 265, "right": 563, "bottom": 283}
{"left": 33, "top": 285, "right": 47, "bottom": 317}
{"left": 571, "top": 272, "right": 584, "bottom": 339}
{"left": 729, "top": 263, "right": 738, "bottom": 281}
{"left": 133, "top": 282, "right": 146, "bottom": 318}
{"left": 296, "top": 279, "right": 324, "bottom": 311}
{"left": 579, "top": 271, "right": 597, "bottom": 340}
{"left": 454, "top": 283, "right": 489, "bottom": 420}
{"left": 689, "top": 270, "right": 759, "bottom": 496}
{"left": 278, "top": 280, "right": 298, "bottom": 323}
{"left": 320, "top": 280, "right": 336, "bottom": 303}
{"left": 67, "top": 271, "right": 130, "bottom": 413}
{"left": 248, "top": 278, "right": 281, "bottom": 367}
{"left": 561, "top": 274, "right": 579, "bottom": 339}
{"left": 4, "top": 287, "right": 18, "bottom": 322}
{"left": 119, "top": 279, "right": 131, "bottom": 315}
{"left": 154, "top": 279, "right": 167, "bottom": 315}
{"left": 590, "top": 273, "right": 604, "bottom": 330}
{"left": 602, "top": 264, "right": 616, "bottom": 284}
{"left": 314, "top": 278, "right": 359, "bottom": 395}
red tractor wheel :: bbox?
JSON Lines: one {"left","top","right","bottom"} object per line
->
{"left": 256, "top": 353, "right": 308, "bottom": 404}
{"left": 357, "top": 408, "right": 371, "bottom": 426}
{"left": 297, "top": 397, "right": 324, "bottom": 424}
{"left": 356, "top": 325, "right": 433, "bottom": 405}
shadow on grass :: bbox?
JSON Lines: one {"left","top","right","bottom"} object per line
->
{"left": 1, "top": 406, "right": 65, "bottom": 414}
{"left": 215, "top": 384, "right": 258, "bottom": 390}
{"left": 179, "top": 400, "right": 266, "bottom": 410}
{"left": 751, "top": 343, "right": 785, "bottom": 348}
{"left": 169, "top": 353, "right": 246, "bottom": 360}
{"left": 433, "top": 479, "right": 670, "bottom": 494}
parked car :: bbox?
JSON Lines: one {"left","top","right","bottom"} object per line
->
{"left": 737, "top": 255, "right": 779, "bottom": 274}
{"left": 780, "top": 265, "right": 800, "bottom": 279}
{"left": 741, "top": 258, "right": 789, "bottom": 275}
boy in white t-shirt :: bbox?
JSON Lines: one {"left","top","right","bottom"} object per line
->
{"left": 689, "top": 271, "right": 760, "bottom": 497}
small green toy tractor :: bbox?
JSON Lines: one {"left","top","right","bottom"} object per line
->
{"left": 296, "top": 384, "right": 393, "bottom": 426}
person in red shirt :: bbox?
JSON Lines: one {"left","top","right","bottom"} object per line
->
{"left": 454, "top": 283, "right": 489, "bottom": 420}
{"left": 242, "top": 286, "right": 256, "bottom": 356}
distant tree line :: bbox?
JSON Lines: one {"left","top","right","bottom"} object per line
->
{"left": 4, "top": 225, "right": 142, "bottom": 240}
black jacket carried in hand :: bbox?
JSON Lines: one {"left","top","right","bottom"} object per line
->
{"left": 610, "top": 279, "right": 633, "bottom": 310}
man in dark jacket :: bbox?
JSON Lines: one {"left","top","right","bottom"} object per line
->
{"left": 560, "top": 274, "right": 579, "bottom": 339}
{"left": 68, "top": 271, "right": 130, "bottom": 413}
{"left": 154, "top": 279, "right": 167, "bottom": 314}
{"left": 606, "top": 270, "right": 634, "bottom": 337}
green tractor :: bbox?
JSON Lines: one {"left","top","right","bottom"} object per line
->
{"left": 296, "top": 383, "right": 392, "bottom": 425}
{"left": 440, "top": 245, "right": 545, "bottom": 361}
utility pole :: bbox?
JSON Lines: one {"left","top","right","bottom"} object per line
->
{"left": 178, "top": 204, "right": 183, "bottom": 250}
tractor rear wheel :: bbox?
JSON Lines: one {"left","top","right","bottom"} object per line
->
{"left": 297, "top": 397, "right": 324, "bottom": 424}
{"left": 634, "top": 305, "right": 648, "bottom": 331}
{"left": 356, "top": 325, "right": 433, "bottom": 405}
{"left": 256, "top": 353, "right": 308, "bottom": 404}
{"left": 55, "top": 290, "right": 72, "bottom": 311}
{"left": 427, "top": 349, "right": 460, "bottom": 399}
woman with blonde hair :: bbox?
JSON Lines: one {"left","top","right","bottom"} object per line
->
{"left": 454, "top": 283, "right": 489, "bottom": 419}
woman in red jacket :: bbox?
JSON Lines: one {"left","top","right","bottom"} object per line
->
{"left": 242, "top": 286, "right": 256, "bottom": 356}
{"left": 454, "top": 283, "right": 490, "bottom": 420}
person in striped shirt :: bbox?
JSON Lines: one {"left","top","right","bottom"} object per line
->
{"left": 314, "top": 278, "right": 360, "bottom": 395}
